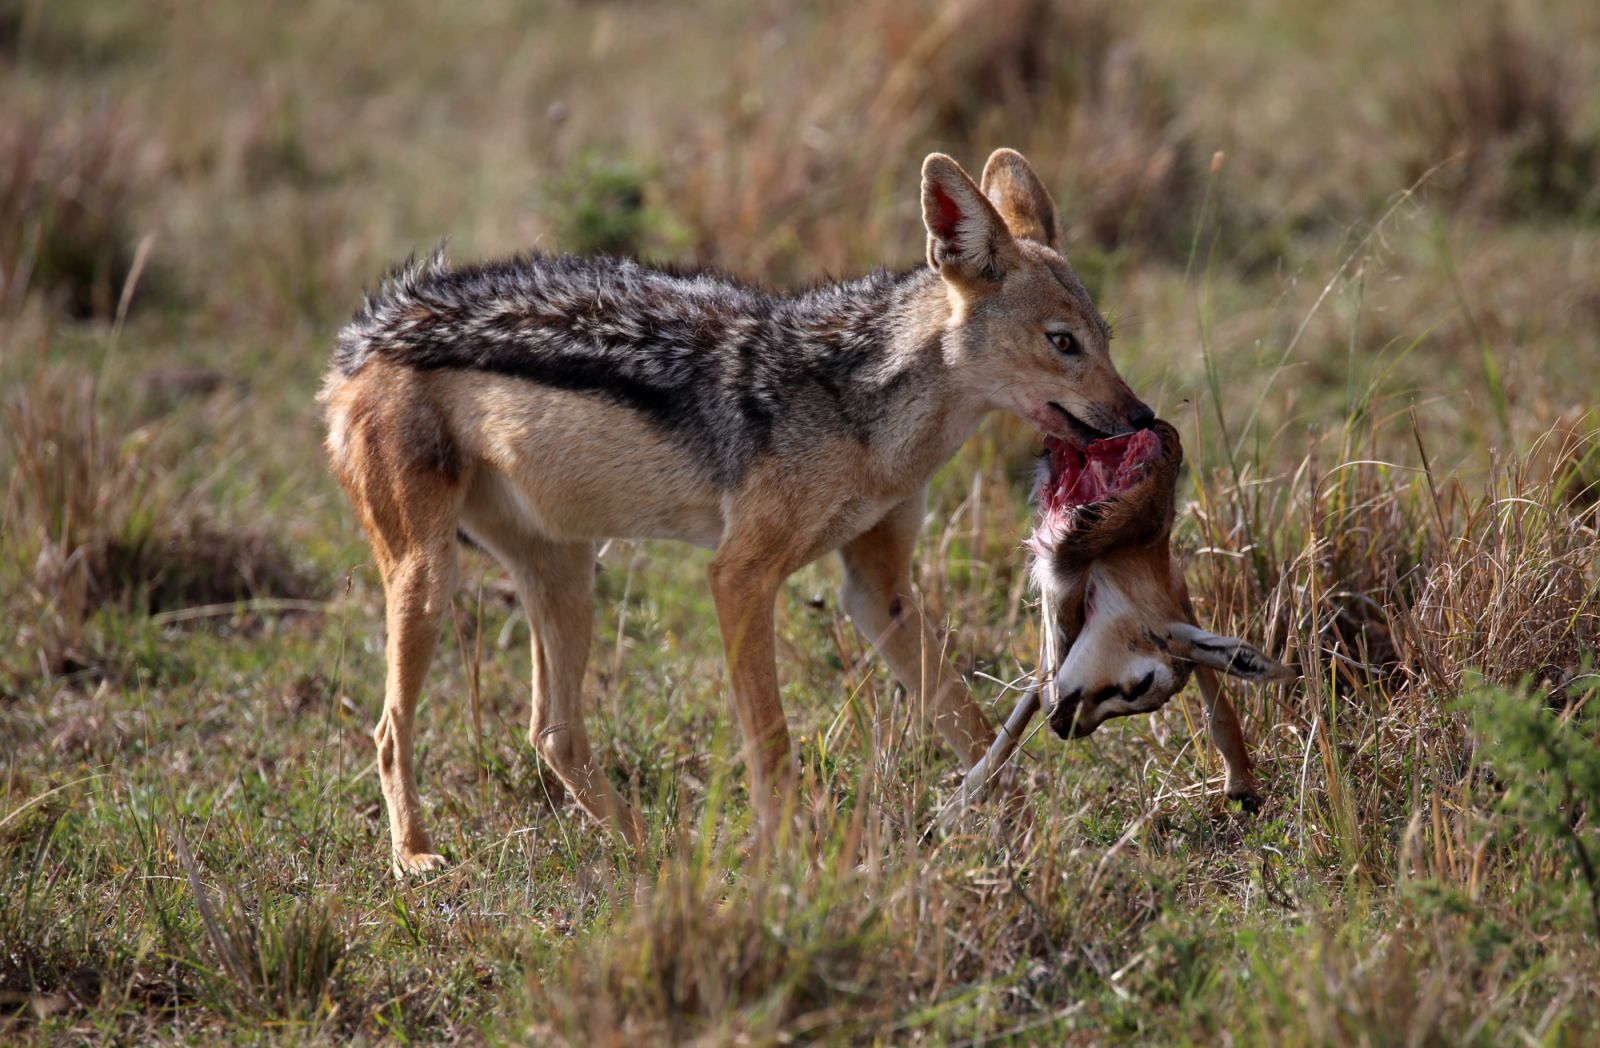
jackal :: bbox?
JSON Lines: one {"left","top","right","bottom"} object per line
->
{"left": 323, "top": 148, "right": 1154, "bottom": 875}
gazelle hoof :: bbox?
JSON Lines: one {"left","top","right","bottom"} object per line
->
{"left": 1227, "top": 789, "right": 1262, "bottom": 815}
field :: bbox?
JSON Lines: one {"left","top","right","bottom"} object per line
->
{"left": 3, "top": 0, "right": 1600, "bottom": 1042}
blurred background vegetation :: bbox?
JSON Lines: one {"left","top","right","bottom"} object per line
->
{"left": 2, "top": 0, "right": 1598, "bottom": 1042}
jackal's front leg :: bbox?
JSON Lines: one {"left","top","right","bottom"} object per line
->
{"left": 707, "top": 546, "right": 796, "bottom": 829}
{"left": 838, "top": 494, "right": 997, "bottom": 768}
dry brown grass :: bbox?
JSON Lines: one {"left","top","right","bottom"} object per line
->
{"left": 1196, "top": 419, "right": 1599, "bottom": 678}
{"left": 0, "top": 101, "right": 144, "bottom": 318}
{"left": 2, "top": 369, "right": 321, "bottom": 680}
{"left": 529, "top": 772, "right": 1170, "bottom": 1043}
{"left": 1178, "top": 413, "right": 1599, "bottom": 883}
{"left": 1404, "top": 5, "right": 1599, "bottom": 219}
{"left": 663, "top": 0, "right": 1202, "bottom": 281}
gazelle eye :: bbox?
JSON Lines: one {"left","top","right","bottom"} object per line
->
{"left": 1047, "top": 330, "right": 1081, "bottom": 355}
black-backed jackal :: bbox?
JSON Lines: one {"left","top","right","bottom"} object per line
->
{"left": 323, "top": 149, "right": 1155, "bottom": 875}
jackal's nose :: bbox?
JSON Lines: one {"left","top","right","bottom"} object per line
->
{"left": 1124, "top": 400, "right": 1156, "bottom": 430}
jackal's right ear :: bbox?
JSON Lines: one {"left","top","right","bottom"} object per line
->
{"left": 980, "top": 148, "right": 1063, "bottom": 252}
{"left": 921, "top": 153, "right": 1018, "bottom": 282}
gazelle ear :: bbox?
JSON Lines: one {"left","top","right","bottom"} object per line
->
{"left": 1166, "top": 622, "right": 1293, "bottom": 681}
{"left": 921, "top": 153, "right": 1019, "bottom": 282}
{"left": 980, "top": 148, "right": 1063, "bottom": 251}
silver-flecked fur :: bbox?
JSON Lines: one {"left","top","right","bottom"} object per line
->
{"left": 335, "top": 247, "right": 938, "bottom": 488}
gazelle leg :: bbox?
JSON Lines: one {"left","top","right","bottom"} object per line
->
{"left": 1195, "top": 665, "right": 1259, "bottom": 810}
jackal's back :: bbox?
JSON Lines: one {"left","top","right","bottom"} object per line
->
{"left": 333, "top": 249, "right": 929, "bottom": 486}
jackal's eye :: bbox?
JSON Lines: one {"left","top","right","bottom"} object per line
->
{"left": 1047, "top": 330, "right": 1081, "bottom": 356}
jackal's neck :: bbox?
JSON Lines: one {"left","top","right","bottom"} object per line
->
{"left": 778, "top": 265, "right": 940, "bottom": 361}
{"left": 844, "top": 267, "right": 997, "bottom": 486}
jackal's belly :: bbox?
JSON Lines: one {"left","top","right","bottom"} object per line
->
{"left": 465, "top": 467, "right": 726, "bottom": 547}
{"left": 443, "top": 373, "right": 728, "bottom": 547}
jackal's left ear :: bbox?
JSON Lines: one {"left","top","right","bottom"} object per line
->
{"left": 980, "top": 149, "right": 1063, "bottom": 251}
{"left": 1166, "top": 622, "right": 1294, "bottom": 682}
{"left": 921, "top": 153, "right": 1019, "bottom": 282}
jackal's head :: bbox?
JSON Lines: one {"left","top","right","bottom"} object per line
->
{"left": 1029, "top": 420, "right": 1290, "bottom": 738}
{"left": 921, "top": 149, "right": 1151, "bottom": 446}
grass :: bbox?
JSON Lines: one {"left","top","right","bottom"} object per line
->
{"left": 2, "top": 0, "right": 1599, "bottom": 1042}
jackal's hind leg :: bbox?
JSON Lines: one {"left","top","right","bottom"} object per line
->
{"left": 516, "top": 540, "right": 643, "bottom": 845}
{"left": 358, "top": 481, "right": 462, "bottom": 878}
{"left": 377, "top": 545, "right": 458, "bottom": 877}
{"left": 326, "top": 368, "right": 468, "bottom": 877}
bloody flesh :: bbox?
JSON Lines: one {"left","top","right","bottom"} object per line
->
{"left": 1040, "top": 428, "right": 1163, "bottom": 515}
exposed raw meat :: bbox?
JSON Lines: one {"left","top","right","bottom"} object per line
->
{"left": 1039, "top": 428, "right": 1162, "bottom": 516}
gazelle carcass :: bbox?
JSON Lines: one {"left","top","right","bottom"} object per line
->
{"left": 959, "top": 420, "right": 1291, "bottom": 813}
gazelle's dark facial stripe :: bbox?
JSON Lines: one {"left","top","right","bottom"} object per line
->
{"left": 1166, "top": 621, "right": 1292, "bottom": 682}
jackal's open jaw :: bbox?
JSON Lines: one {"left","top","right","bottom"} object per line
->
{"left": 1044, "top": 401, "right": 1118, "bottom": 446}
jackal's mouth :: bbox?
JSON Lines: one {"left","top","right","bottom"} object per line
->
{"left": 1028, "top": 426, "right": 1165, "bottom": 552}
{"left": 1046, "top": 402, "right": 1116, "bottom": 446}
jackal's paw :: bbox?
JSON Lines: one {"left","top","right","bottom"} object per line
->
{"left": 1227, "top": 788, "right": 1262, "bottom": 815}
{"left": 391, "top": 850, "right": 449, "bottom": 879}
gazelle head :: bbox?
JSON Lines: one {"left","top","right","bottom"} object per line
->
{"left": 1029, "top": 420, "right": 1289, "bottom": 739}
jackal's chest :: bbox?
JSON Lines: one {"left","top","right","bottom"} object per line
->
{"left": 804, "top": 492, "right": 909, "bottom": 557}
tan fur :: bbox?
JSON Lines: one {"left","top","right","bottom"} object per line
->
{"left": 981, "top": 147, "right": 1064, "bottom": 250}
{"left": 1056, "top": 549, "right": 1265, "bottom": 802}
{"left": 327, "top": 150, "right": 1156, "bottom": 874}
{"left": 323, "top": 361, "right": 467, "bottom": 874}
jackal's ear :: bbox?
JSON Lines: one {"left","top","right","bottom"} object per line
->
{"left": 980, "top": 148, "right": 1062, "bottom": 251}
{"left": 1166, "top": 622, "right": 1294, "bottom": 682}
{"left": 921, "top": 153, "right": 1018, "bottom": 282}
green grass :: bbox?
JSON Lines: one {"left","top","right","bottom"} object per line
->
{"left": 3, "top": 0, "right": 1600, "bottom": 1042}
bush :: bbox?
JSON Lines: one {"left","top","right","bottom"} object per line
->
{"left": 2, "top": 370, "right": 321, "bottom": 680}
{"left": 544, "top": 154, "right": 668, "bottom": 259}
{"left": 1403, "top": 7, "right": 1599, "bottom": 219}
{"left": 0, "top": 102, "right": 143, "bottom": 318}
{"left": 1467, "top": 680, "right": 1600, "bottom": 939}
